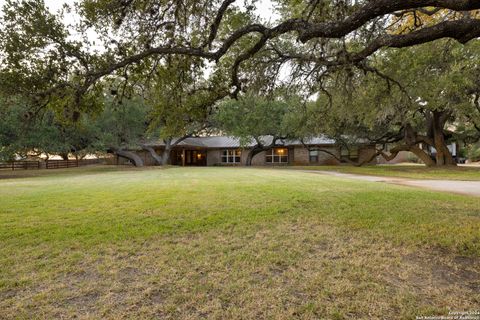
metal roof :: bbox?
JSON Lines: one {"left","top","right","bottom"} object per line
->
{"left": 146, "top": 135, "right": 336, "bottom": 148}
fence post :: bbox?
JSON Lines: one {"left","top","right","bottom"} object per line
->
{"left": 12, "top": 161, "right": 14, "bottom": 171}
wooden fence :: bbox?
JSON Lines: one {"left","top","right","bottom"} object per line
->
{"left": 45, "top": 159, "right": 103, "bottom": 169}
{"left": 0, "top": 161, "right": 40, "bottom": 170}
{"left": 0, "top": 158, "right": 103, "bottom": 171}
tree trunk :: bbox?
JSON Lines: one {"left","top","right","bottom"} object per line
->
{"left": 379, "top": 143, "right": 436, "bottom": 167}
{"left": 142, "top": 146, "right": 163, "bottom": 165}
{"left": 246, "top": 147, "right": 264, "bottom": 166}
{"left": 432, "top": 111, "right": 456, "bottom": 166}
{"left": 114, "top": 149, "right": 144, "bottom": 167}
{"left": 161, "top": 139, "right": 172, "bottom": 166}
{"left": 60, "top": 153, "right": 69, "bottom": 160}
{"left": 161, "top": 149, "right": 171, "bottom": 165}
{"left": 409, "top": 145, "right": 436, "bottom": 167}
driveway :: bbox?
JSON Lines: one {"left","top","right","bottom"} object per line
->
{"left": 306, "top": 171, "right": 480, "bottom": 197}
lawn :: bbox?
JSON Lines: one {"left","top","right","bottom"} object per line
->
{"left": 294, "top": 164, "right": 480, "bottom": 180}
{"left": 0, "top": 166, "right": 479, "bottom": 319}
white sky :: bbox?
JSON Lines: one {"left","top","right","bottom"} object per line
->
{"left": 0, "top": 0, "right": 285, "bottom": 79}
{"left": 0, "top": 0, "right": 67, "bottom": 12}
{"left": 0, "top": 0, "right": 279, "bottom": 52}
{"left": 0, "top": 0, "right": 279, "bottom": 21}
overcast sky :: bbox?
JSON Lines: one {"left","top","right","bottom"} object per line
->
{"left": 0, "top": 0, "right": 285, "bottom": 78}
{"left": 0, "top": 0, "right": 279, "bottom": 21}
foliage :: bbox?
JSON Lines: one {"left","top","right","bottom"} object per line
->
{"left": 466, "top": 144, "right": 480, "bottom": 162}
{"left": 0, "top": 93, "right": 151, "bottom": 160}
{"left": 0, "top": 97, "right": 99, "bottom": 161}
{"left": 1, "top": 0, "right": 480, "bottom": 165}
{"left": 308, "top": 39, "right": 480, "bottom": 165}
{"left": 93, "top": 95, "right": 150, "bottom": 151}
{"left": 146, "top": 56, "right": 223, "bottom": 140}
{"left": 214, "top": 93, "right": 304, "bottom": 145}
{"left": 0, "top": 0, "right": 103, "bottom": 117}
{"left": 2, "top": 0, "right": 479, "bottom": 116}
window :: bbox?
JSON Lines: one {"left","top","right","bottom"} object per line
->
{"left": 222, "top": 149, "right": 241, "bottom": 163}
{"left": 266, "top": 148, "right": 289, "bottom": 163}
{"left": 309, "top": 150, "right": 319, "bottom": 163}
{"left": 341, "top": 146, "right": 359, "bottom": 159}
{"left": 350, "top": 147, "right": 359, "bottom": 159}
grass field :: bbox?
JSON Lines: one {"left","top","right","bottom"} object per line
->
{"left": 294, "top": 164, "right": 480, "bottom": 180}
{"left": 0, "top": 166, "right": 479, "bottom": 319}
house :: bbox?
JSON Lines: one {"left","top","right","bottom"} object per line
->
{"left": 118, "top": 136, "right": 377, "bottom": 166}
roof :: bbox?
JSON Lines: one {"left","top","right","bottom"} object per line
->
{"left": 146, "top": 135, "right": 336, "bottom": 149}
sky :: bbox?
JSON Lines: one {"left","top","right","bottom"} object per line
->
{"left": 0, "top": 0, "right": 280, "bottom": 51}
{"left": 0, "top": 0, "right": 65, "bottom": 12}
{"left": 0, "top": 0, "right": 286, "bottom": 79}
{"left": 0, "top": 0, "right": 279, "bottom": 21}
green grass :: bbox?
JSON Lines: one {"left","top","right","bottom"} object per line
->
{"left": 293, "top": 164, "right": 480, "bottom": 180}
{"left": 1, "top": 166, "right": 479, "bottom": 319}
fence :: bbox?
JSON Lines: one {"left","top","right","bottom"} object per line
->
{"left": 0, "top": 158, "right": 103, "bottom": 171}
{"left": 45, "top": 159, "right": 103, "bottom": 169}
{"left": 0, "top": 161, "right": 40, "bottom": 170}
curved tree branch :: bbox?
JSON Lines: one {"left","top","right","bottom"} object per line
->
{"left": 28, "top": 0, "right": 480, "bottom": 102}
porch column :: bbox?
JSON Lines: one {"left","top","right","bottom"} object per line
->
{"left": 182, "top": 149, "right": 186, "bottom": 167}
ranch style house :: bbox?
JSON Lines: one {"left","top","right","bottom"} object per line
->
{"left": 117, "top": 136, "right": 378, "bottom": 166}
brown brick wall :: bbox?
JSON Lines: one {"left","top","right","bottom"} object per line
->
{"left": 358, "top": 146, "right": 377, "bottom": 165}
{"left": 207, "top": 149, "right": 222, "bottom": 166}
{"left": 292, "top": 146, "right": 341, "bottom": 165}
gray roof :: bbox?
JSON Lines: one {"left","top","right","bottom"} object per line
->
{"left": 147, "top": 135, "right": 336, "bottom": 148}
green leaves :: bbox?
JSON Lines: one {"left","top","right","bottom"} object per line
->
{"left": 214, "top": 93, "right": 304, "bottom": 144}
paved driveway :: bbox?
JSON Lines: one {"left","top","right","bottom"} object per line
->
{"left": 307, "top": 171, "right": 480, "bottom": 197}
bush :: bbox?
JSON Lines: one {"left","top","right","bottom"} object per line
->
{"left": 407, "top": 152, "right": 420, "bottom": 163}
{"left": 466, "top": 145, "right": 480, "bottom": 162}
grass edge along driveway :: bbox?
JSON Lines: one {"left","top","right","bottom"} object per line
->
{"left": 290, "top": 164, "right": 480, "bottom": 181}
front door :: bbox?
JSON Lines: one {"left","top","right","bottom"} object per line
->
{"left": 170, "top": 149, "right": 207, "bottom": 166}
{"left": 185, "top": 150, "right": 207, "bottom": 166}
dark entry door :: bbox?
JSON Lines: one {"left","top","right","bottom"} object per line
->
{"left": 170, "top": 149, "right": 207, "bottom": 166}
{"left": 185, "top": 150, "right": 207, "bottom": 166}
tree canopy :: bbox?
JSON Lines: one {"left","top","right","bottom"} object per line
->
{"left": 214, "top": 93, "right": 305, "bottom": 165}
{"left": 1, "top": 0, "right": 480, "bottom": 110}
{"left": 1, "top": 0, "right": 480, "bottom": 166}
{"left": 309, "top": 39, "right": 480, "bottom": 166}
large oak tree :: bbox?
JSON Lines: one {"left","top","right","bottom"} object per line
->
{"left": 1, "top": 0, "right": 480, "bottom": 167}
{"left": 1, "top": 0, "right": 479, "bottom": 108}
{"left": 309, "top": 39, "right": 480, "bottom": 166}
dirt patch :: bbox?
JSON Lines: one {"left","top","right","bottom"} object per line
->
{"left": 401, "top": 252, "right": 480, "bottom": 287}
{"left": 62, "top": 291, "right": 101, "bottom": 307}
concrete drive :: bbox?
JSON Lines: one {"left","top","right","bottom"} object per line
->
{"left": 308, "top": 171, "right": 480, "bottom": 197}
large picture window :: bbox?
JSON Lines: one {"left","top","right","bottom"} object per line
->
{"left": 266, "top": 148, "right": 288, "bottom": 163}
{"left": 222, "top": 149, "right": 241, "bottom": 163}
